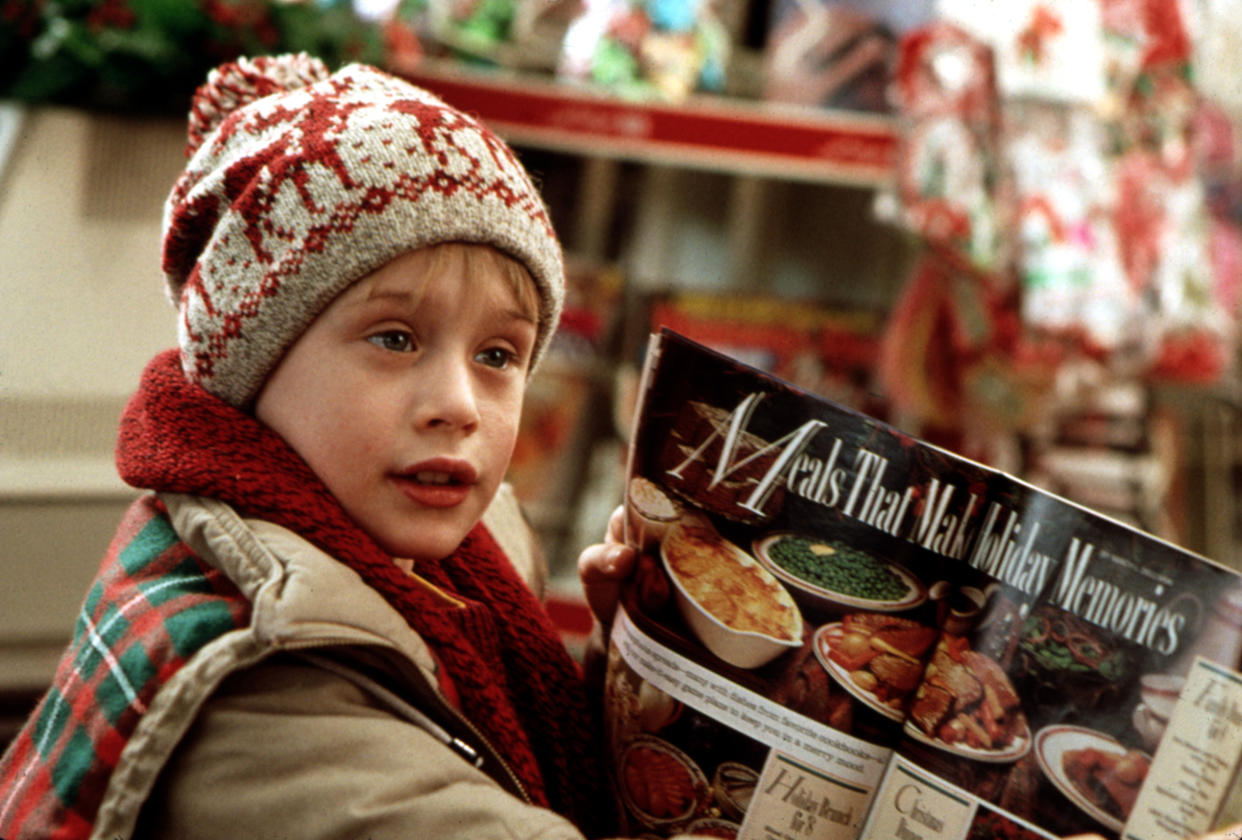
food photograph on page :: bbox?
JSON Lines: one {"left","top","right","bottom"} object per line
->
{"left": 604, "top": 330, "right": 1242, "bottom": 840}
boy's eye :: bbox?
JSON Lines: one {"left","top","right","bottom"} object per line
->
{"left": 476, "top": 347, "right": 518, "bottom": 370}
{"left": 368, "top": 330, "right": 414, "bottom": 353}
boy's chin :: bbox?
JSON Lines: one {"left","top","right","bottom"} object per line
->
{"left": 351, "top": 498, "right": 490, "bottom": 564}
{"left": 376, "top": 525, "right": 473, "bottom": 565}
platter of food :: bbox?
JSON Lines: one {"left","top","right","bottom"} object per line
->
{"left": 903, "top": 716, "right": 1032, "bottom": 763}
{"left": 618, "top": 734, "right": 710, "bottom": 829}
{"left": 628, "top": 475, "right": 682, "bottom": 549}
{"left": 813, "top": 616, "right": 937, "bottom": 721}
{"left": 903, "top": 638, "right": 1031, "bottom": 763}
{"left": 1015, "top": 604, "right": 1133, "bottom": 711}
{"left": 1034, "top": 725, "right": 1150, "bottom": 833}
{"left": 902, "top": 717, "right": 1032, "bottom": 763}
{"left": 661, "top": 516, "right": 804, "bottom": 669}
{"left": 754, "top": 533, "right": 926, "bottom": 614}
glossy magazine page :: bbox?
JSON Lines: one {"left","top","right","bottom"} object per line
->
{"left": 604, "top": 329, "right": 1242, "bottom": 840}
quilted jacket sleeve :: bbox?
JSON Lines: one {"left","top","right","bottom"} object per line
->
{"left": 134, "top": 653, "right": 589, "bottom": 840}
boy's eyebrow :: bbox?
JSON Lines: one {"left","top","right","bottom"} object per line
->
{"left": 481, "top": 305, "right": 539, "bottom": 332}
{"left": 356, "top": 288, "right": 537, "bottom": 325}
{"left": 360, "top": 287, "right": 420, "bottom": 305}
{"left": 498, "top": 306, "right": 538, "bottom": 325}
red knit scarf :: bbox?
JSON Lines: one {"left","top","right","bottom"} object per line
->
{"left": 116, "top": 349, "right": 608, "bottom": 834}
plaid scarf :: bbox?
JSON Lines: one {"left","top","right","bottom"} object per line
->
{"left": 0, "top": 349, "right": 607, "bottom": 839}
{"left": 0, "top": 496, "right": 248, "bottom": 839}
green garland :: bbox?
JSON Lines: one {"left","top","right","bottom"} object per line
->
{"left": 0, "top": 0, "right": 387, "bottom": 113}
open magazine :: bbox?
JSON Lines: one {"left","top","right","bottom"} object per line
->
{"left": 604, "top": 329, "right": 1242, "bottom": 840}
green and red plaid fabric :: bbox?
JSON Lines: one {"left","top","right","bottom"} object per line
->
{"left": 0, "top": 494, "right": 250, "bottom": 840}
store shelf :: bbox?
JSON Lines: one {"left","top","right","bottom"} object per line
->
{"left": 402, "top": 63, "right": 898, "bottom": 187}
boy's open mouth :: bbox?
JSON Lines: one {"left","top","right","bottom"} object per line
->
{"left": 411, "top": 471, "right": 458, "bottom": 485}
{"left": 392, "top": 460, "right": 478, "bottom": 508}
{"left": 393, "top": 473, "right": 473, "bottom": 508}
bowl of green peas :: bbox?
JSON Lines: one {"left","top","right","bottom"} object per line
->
{"left": 753, "top": 533, "right": 925, "bottom": 615}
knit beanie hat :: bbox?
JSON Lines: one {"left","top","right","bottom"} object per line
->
{"left": 162, "top": 53, "right": 565, "bottom": 407}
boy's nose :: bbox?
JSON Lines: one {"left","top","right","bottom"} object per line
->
{"left": 415, "top": 356, "right": 481, "bottom": 431}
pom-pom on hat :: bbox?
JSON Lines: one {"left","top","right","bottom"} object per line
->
{"left": 163, "top": 53, "right": 565, "bottom": 407}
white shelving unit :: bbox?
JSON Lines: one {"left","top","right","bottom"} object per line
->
{"left": 403, "top": 62, "right": 911, "bottom": 297}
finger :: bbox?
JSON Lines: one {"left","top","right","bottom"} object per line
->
{"left": 606, "top": 504, "right": 627, "bottom": 544}
{"left": 579, "top": 542, "right": 634, "bottom": 581}
{"left": 579, "top": 542, "right": 636, "bottom": 625}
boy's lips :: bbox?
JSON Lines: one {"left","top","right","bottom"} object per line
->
{"left": 391, "top": 458, "right": 477, "bottom": 509}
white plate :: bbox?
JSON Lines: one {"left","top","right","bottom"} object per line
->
{"left": 754, "top": 534, "right": 926, "bottom": 614}
{"left": 661, "top": 527, "right": 804, "bottom": 670}
{"left": 812, "top": 623, "right": 909, "bottom": 721}
{"left": 902, "top": 711, "right": 1032, "bottom": 764}
{"left": 1033, "top": 724, "right": 1147, "bottom": 833}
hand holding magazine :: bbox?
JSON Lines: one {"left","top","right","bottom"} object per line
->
{"left": 602, "top": 329, "right": 1242, "bottom": 840}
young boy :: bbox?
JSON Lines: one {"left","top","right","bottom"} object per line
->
{"left": 0, "top": 53, "right": 613, "bottom": 839}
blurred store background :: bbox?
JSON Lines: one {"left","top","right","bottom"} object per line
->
{"left": 3, "top": 0, "right": 1242, "bottom": 730}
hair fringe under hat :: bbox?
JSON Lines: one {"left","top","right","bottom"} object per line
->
{"left": 163, "top": 54, "right": 565, "bottom": 407}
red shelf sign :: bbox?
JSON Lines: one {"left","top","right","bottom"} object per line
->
{"left": 404, "top": 65, "right": 898, "bottom": 186}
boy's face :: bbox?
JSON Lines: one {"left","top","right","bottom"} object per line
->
{"left": 255, "top": 244, "right": 539, "bottom": 563}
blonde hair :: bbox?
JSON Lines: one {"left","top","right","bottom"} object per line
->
{"left": 457, "top": 244, "right": 541, "bottom": 319}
